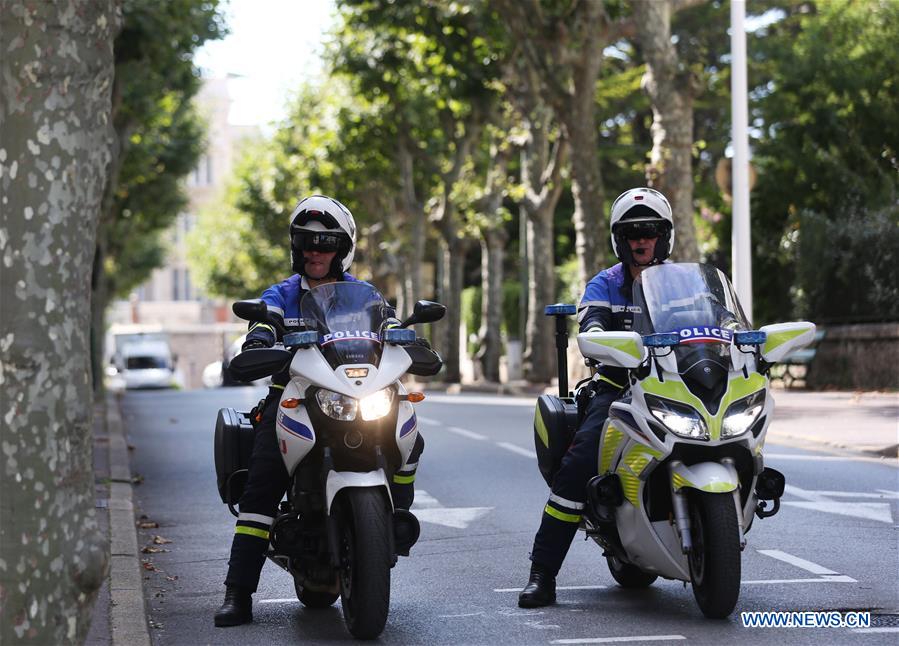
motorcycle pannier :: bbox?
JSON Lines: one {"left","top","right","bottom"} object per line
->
{"left": 533, "top": 394, "right": 579, "bottom": 487}
{"left": 214, "top": 408, "right": 255, "bottom": 504}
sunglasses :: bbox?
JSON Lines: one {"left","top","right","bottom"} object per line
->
{"left": 293, "top": 231, "right": 343, "bottom": 253}
{"left": 616, "top": 221, "right": 667, "bottom": 240}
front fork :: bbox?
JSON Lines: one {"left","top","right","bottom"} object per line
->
{"left": 668, "top": 458, "right": 746, "bottom": 554}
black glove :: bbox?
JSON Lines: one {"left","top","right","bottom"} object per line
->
{"left": 242, "top": 339, "right": 268, "bottom": 351}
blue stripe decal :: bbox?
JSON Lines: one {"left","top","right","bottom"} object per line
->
{"left": 277, "top": 410, "right": 314, "bottom": 441}
{"left": 399, "top": 413, "right": 416, "bottom": 438}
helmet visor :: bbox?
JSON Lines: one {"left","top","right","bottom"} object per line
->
{"left": 293, "top": 231, "right": 344, "bottom": 253}
{"left": 614, "top": 220, "right": 669, "bottom": 241}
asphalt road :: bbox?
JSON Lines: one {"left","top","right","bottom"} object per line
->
{"left": 123, "top": 388, "right": 899, "bottom": 645}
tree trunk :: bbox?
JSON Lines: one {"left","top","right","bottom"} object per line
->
{"left": 632, "top": 0, "right": 703, "bottom": 261}
{"left": 0, "top": 2, "right": 119, "bottom": 643}
{"left": 397, "top": 140, "right": 426, "bottom": 311}
{"left": 477, "top": 229, "right": 506, "bottom": 382}
{"left": 437, "top": 236, "right": 468, "bottom": 383}
{"left": 563, "top": 42, "right": 606, "bottom": 286}
{"left": 523, "top": 203, "right": 557, "bottom": 382}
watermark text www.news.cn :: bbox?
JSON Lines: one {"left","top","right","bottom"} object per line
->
{"left": 741, "top": 611, "right": 871, "bottom": 628}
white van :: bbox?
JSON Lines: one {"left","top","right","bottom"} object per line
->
{"left": 117, "top": 339, "right": 178, "bottom": 390}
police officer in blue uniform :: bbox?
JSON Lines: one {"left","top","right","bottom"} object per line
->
{"left": 519, "top": 187, "right": 676, "bottom": 607}
{"left": 214, "top": 195, "right": 423, "bottom": 626}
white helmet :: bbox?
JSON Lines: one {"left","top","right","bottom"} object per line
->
{"left": 609, "top": 187, "right": 674, "bottom": 266}
{"left": 288, "top": 195, "right": 357, "bottom": 277}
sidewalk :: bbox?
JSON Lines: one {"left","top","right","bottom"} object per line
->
{"left": 87, "top": 394, "right": 152, "bottom": 646}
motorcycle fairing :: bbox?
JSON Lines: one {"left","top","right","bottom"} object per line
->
{"left": 638, "top": 372, "right": 768, "bottom": 441}
{"left": 278, "top": 381, "right": 317, "bottom": 474}
{"left": 670, "top": 461, "right": 739, "bottom": 493}
{"left": 288, "top": 344, "right": 412, "bottom": 398}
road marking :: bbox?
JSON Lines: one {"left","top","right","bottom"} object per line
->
{"left": 740, "top": 574, "right": 858, "bottom": 585}
{"left": 783, "top": 501, "right": 893, "bottom": 523}
{"left": 417, "top": 416, "right": 441, "bottom": 426}
{"left": 258, "top": 598, "right": 296, "bottom": 604}
{"left": 411, "top": 489, "right": 493, "bottom": 529}
{"left": 494, "top": 585, "right": 607, "bottom": 592}
{"left": 783, "top": 485, "right": 894, "bottom": 523}
{"left": 447, "top": 426, "right": 488, "bottom": 441}
{"left": 792, "top": 490, "right": 899, "bottom": 499}
{"left": 757, "top": 549, "right": 846, "bottom": 576}
{"left": 765, "top": 453, "right": 892, "bottom": 464}
{"left": 496, "top": 441, "right": 537, "bottom": 459}
{"left": 852, "top": 628, "right": 899, "bottom": 634}
{"left": 438, "top": 612, "right": 485, "bottom": 618}
{"left": 551, "top": 636, "right": 686, "bottom": 644}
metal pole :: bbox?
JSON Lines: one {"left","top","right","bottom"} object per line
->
{"left": 731, "top": 0, "right": 753, "bottom": 322}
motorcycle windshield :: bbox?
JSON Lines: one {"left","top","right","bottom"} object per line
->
{"left": 633, "top": 264, "right": 750, "bottom": 396}
{"left": 299, "top": 282, "right": 389, "bottom": 369}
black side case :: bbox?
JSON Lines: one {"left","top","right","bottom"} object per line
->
{"left": 214, "top": 408, "right": 255, "bottom": 504}
{"left": 533, "top": 395, "right": 579, "bottom": 487}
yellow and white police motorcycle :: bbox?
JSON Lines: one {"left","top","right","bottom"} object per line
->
{"left": 214, "top": 282, "right": 444, "bottom": 639}
{"left": 535, "top": 263, "right": 815, "bottom": 618}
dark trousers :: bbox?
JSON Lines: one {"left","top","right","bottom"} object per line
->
{"left": 224, "top": 388, "right": 423, "bottom": 592}
{"left": 529, "top": 385, "right": 619, "bottom": 576}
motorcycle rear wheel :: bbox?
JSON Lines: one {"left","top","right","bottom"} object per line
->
{"left": 337, "top": 488, "right": 392, "bottom": 639}
{"left": 688, "top": 491, "right": 741, "bottom": 618}
{"left": 606, "top": 555, "right": 658, "bottom": 588}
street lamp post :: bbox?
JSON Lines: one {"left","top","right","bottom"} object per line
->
{"left": 731, "top": 0, "right": 753, "bottom": 321}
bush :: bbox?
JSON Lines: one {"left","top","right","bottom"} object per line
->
{"left": 796, "top": 204, "right": 899, "bottom": 323}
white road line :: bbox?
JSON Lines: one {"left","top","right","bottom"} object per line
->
{"left": 258, "top": 598, "right": 296, "bottom": 604}
{"left": 551, "top": 636, "right": 686, "bottom": 644}
{"left": 494, "top": 585, "right": 606, "bottom": 592}
{"left": 852, "top": 628, "right": 899, "bottom": 634}
{"left": 417, "top": 416, "right": 440, "bottom": 426}
{"left": 447, "top": 426, "right": 488, "bottom": 441}
{"left": 793, "top": 490, "right": 899, "bottom": 499}
{"left": 758, "top": 549, "right": 842, "bottom": 575}
{"left": 765, "top": 453, "right": 891, "bottom": 463}
{"left": 742, "top": 576, "right": 856, "bottom": 584}
{"left": 495, "top": 441, "right": 537, "bottom": 459}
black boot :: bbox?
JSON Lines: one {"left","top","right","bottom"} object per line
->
{"left": 518, "top": 563, "right": 556, "bottom": 608}
{"left": 214, "top": 586, "right": 253, "bottom": 627}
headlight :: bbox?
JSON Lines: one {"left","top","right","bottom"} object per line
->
{"left": 722, "top": 390, "right": 765, "bottom": 438}
{"left": 646, "top": 395, "right": 709, "bottom": 440}
{"left": 360, "top": 388, "right": 395, "bottom": 421}
{"left": 315, "top": 389, "right": 358, "bottom": 421}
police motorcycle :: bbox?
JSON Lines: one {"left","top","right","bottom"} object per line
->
{"left": 534, "top": 263, "right": 815, "bottom": 618}
{"left": 214, "top": 282, "right": 444, "bottom": 639}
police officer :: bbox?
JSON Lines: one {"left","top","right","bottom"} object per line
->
{"left": 214, "top": 195, "right": 424, "bottom": 626}
{"left": 518, "top": 187, "right": 675, "bottom": 607}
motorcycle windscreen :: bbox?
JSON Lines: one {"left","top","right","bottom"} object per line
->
{"left": 300, "top": 282, "right": 390, "bottom": 369}
{"left": 632, "top": 263, "right": 751, "bottom": 408}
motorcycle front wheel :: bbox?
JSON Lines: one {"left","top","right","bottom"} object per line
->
{"left": 337, "top": 488, "right": 392, "bottom": 639}
{"left": 687, "top": 491, "right": 741, "bottom": 618}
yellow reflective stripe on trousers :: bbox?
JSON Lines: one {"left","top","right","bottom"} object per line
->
{"left": 235, "top": 526, "right": 270, "bottom": 540}
{"left": 393, "top": 474, "right": 415, "bottom": 484}
{"left": 544, "top": 504, "right": 581, "bottom": 524}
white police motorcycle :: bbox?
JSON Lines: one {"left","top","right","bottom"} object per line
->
{"left": 535, "top": 263, "right": 815, "bottom": 618}
{"left": 214, "top": 282, "right": 444, "bottom": 639}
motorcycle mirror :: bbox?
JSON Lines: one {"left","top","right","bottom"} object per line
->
{"left": 233, "top": 299, "right": 269, "bottom": 323}
{"left": 401, "top": 300, "right": 446, "bottom": 327}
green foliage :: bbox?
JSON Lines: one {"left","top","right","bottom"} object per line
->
{"left": 103, "top": 0, "right": 226, "bottom": 298}
{"left": 794, "top": 205, "right": 899, "bottom": 324}
{"left": 501, "top": 280, "right": 522, "bottom": 339}
{"left": 461, "top": 285, "right": 482, "bottom": 354}
{"left": 555, "top": 256, "right": 581, "bottom": 306}
{"left": 751, "top": 0, "right": 899, "bottom": 322}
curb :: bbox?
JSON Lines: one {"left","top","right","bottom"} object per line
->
{"left": 106, "top": 393, "right": 152, "bottom": 646}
